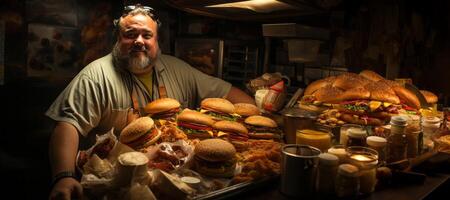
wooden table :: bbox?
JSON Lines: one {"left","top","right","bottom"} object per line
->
{"left": 215, "top": 173, "right": 450, "bottom": 200}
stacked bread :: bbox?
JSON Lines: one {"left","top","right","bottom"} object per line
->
{"left": 299, "top": 70, "right": 437, "bottom": 126}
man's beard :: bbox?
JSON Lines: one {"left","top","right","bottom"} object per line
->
{"left": 112, "top": 42, "right": 156, "bottom": 74}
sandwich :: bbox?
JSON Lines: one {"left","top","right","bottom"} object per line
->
{"left": 298, "top": 86, "right": 343, "bottom": 113}
{"left": 244, "top": 115, "right": 282, "bottom": 140}
{"left": 213, "top": 120, "right": 249, "bottom": 150}
{"left": 200, "top": 98, "right": 240, "bottom": 121}
{"left": 144, "top": 98, "right": 181, "bottom": 121}
{"left": 119, "top": 117, "right": 161, "bottom": 150}
{"left": 194, "top": 139, "right": 237, "bottom": 178}
{"left": 177, "top": 109, "right": 215, "bottom": 139}
{"left": 359, "top": 70, "right": 384, "bottom": 82}
{"left": 303, "top": 76, "right": 336, "bottom": 96}
{"left": 420, "top": 90, "right": 438, "bottom": 108}
{"left": 332, "top": 72, "right": 373, "bottom": 91}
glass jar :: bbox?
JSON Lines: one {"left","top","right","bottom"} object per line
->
{"left": 386, "top": 116, "right": 408, "bottom": 163}
{"left": 317, "top": 153, "right": 339, "bottom": 197}
{"left": 328, "top": 145, "right": 347, "bottom": 164}
{"left": 347, "top": 146, "right": 379, "bottom": 194}
{"left": 335, "top": 164, "right": 360, "bottom": 199}
{"left": 366, "top": 136, "right": 387, "bottom": 166}
{"left": 340, "top": 124, "right": 363, "bottom": 146}
{"left": 422, "top": 116, "right": 441, "bottom": 139}
{"left": 346, "top": 128, "right": 368, "bottom": 147}
{"left": 296, "top": 129, "right": 332, "bottom": 152}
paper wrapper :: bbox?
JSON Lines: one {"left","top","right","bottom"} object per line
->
{"left": 144, "top": 140, "right": 195, "bottom": 172}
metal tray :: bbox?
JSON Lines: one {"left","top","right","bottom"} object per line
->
{"left": 191, "top": 176, "right": 279, "bottom": 200}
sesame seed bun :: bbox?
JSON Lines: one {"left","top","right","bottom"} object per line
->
{"left": 420, "top": 90, "right": 438, "bottom": 104}
{"left": 392, "top": 86, "right": 421, "bottom": 109}
{"left": 359, "top": 70, "right": 384, "bottom": 82}
{"left": 364, "top": 81, "right": 400, "bottom": 104}
{"left": 144, "top": 98, "right": 180, "bottom": 115}
{"left": 119, "top": 117, "right": 161, "bottom": 149}
{"left": 194, "top": 139, "right": 236, "bottom": 162}
{"left": 213, "top": 120, "right": 248, "bottom": 135}
{"left": 304, "top": 78, "right": 333, "bottom": 96}
{"left": 336, "top": 87, "right": 371, "bottom": 101}
{"left": 313, "top": 86, "right": 344, "bottom": 103}
{"left": 332, "top": 72, "right": 372, "bottom": 90}
{"left": 201, "top": 98, "right": 235, "bottom": 114}
{"left": 244, "top": 115, "right": 278, "bottom": 128}
{"left": 177, "top": 109, "right": 215, "bottom": 126}
{"left": 234, "top": 103, "right": 260, "bottom": 117}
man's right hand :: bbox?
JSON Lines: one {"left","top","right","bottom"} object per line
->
{"left": 49, "top": 177, "right": 83, "bottom": 200}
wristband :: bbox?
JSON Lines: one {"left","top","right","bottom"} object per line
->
{"left": 51, "top": 171, "right": 78, "bottom": 187}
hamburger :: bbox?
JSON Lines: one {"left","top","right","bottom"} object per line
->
{"left": 119, "top": 117, "right": 161, "bottom": 150}
{"left": 332, "top": 72, "right": 373, "bottom": 91}
{"left": 200, "top": 98, "right": 240, "bottom": 121}
{"left": 144, "top": 98, "right": 181, "bottom": 121}
{"left": 244, "top": 115, "right": 282, "bottom": 140}
{"left": 234, "top": 103, "right": 261, "bottom": 117}
{"left": 177, "top": 109, "right": 215, "bottom": 139}
{"left": 194, "top": 139, "right": 237, "bottom": 178}
{"left": 213, "top": 120, "right": 249, "bottom": 150}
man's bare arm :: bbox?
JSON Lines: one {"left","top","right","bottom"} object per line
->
{"left": 225, "top": 86, "right": 256, "bottom": 105}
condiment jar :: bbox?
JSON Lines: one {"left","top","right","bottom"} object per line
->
{"left": 386, "top": 116, "right": 408, "bottom": 163}
{"left": 340, "top": 124, "right": 363, "bottom": 146}
{"left": 335, "top": 164, "right": 360, "bottom": 199}
{"left": 346, "top": 128, "right": 367, "bottom": 147}
{"left": 317, "top": 153, "right": 339, "bottom": 197}
{"left": 347, "top": 146, "right": 379, "bottom": 194}
{"left": 366, "top": 136, "right": 387, "bottom": 166}
{"left": 328, "top": 145, "right": 347, "bottom": 164}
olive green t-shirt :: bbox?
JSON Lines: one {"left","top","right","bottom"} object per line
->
{"left": 45, "top": 53, "right": 231, "bottom": 137}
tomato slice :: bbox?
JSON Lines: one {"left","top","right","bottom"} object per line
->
{"left": 178, "top": 121, "right": 212, "bottom": 131}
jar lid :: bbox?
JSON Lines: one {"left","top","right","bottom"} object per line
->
{"left": 338, "top": 164, "right": 359, "bottom": 177}
{"left": 422, "top": 116, "right": 441, "bottom": 124}
{"left": 281, "top": 107, "right": 317, "bottom": 119}
{"left": 366, "top": 136, "right": 387, "bottom": 147}
{"left": 319, "top": 153, "right": 339, "bottom": 166}
{"left": 390, "top": 116, "right": 407, "bottom": 126}
{"left": 347, "top": 128, "right": 367, "bottom": 138}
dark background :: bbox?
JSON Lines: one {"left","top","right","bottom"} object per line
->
{"left": 1, "top": 0, "right": 450, "bottom": 198}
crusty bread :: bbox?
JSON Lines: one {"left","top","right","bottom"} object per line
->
{"left": 201, "top": 98, "right": 235, "bottom": 114}
{"left": 304, "top": 78, "right": 333, "bottom": 96}
{"left": 333, "top": 72, "right": 371, "bottom": 90}
{"left": 336, "top": 87, "right": 371, "bottom": 101}
{"left": 313, "top": 86, "right": 344, "bottom": 103}
{"left": 244, "top": 115, "right": 278, "bottom": 128}
{"left": 234, "top": 103, "right": 260, "bottom": 117}
{"left": 392, "top": 86, "right": 421, "bottom": 109}
{"left": 144, "top": 98, "right": 180, "bottom": 114}
{"left": 177, "top": 109, "right": 215, "bottom": 126}
{"left": 213, "top": 120, "right": 248, "bottom": 135}
{"left": 364, "top": 81, "right": 400, "bottom": 104}
{"left": 359, "top": 70, "right": 384, "bottom": 82}
{"left": 194, "top": 139, "right": 236, "bottom": 162}
{"left": 120, "top": 117, "right": 154, "bottom": 143}
{"left": 420, "top": 90, "right": 438, "bottom": 104}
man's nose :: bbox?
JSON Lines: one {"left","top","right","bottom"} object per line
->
{"left": 134, "top": 35, "right": 144, "bottom": 46}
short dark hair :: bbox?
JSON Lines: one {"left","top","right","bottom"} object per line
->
{"left": 113, "top": 4, "right": 162, "bottom": 38}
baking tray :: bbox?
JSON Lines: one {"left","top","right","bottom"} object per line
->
{"left": 191, "top": 176, "right": 279, "bottom": 200}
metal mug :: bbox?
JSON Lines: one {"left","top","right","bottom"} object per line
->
{"left": 282, "top": 107, "right": 317, "bottom": 144}
{"left": 280, "top": 144, "right": 321, "bottom": 198}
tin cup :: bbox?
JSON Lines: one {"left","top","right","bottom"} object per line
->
{"left": 280, "top": 144, "right": 321, "bottom": 198}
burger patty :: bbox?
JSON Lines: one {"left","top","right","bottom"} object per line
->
{"left": 194, "top": 156, "right": 236, "bottom": 169}
{"left": 125, "top": 128, "right": 158, "bottom": 149}
{"left": 152, "top": 108, "right": 180, "bottom": 119}
{"left": 245, "top": 124, "right": 282, "bottom": 134}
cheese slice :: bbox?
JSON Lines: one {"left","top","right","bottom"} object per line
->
{"left": 231, "top": 113, "right": 241, "bottom": 117}
{"left": 369, "top": 101, "right": 382, "bottom": 112}
{"left": 200, "top": 109, "right": 208, "bottom": 113}
{"left": 207, "top": 131, "right": 214, "bottom": 137}
{"left": 217, "top": 131, "right": 228, "bottom": 137}
{"left": 383, "top": 102, "right": 392, "bottom": 107}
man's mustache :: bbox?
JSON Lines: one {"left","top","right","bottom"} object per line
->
{"left": 130, "top": 45, "right": 147, "bottom": 52}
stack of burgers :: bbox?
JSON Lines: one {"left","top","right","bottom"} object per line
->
{"left": 199, "top": 98, "right": 241, "bottom": 121}
{"left": 299, "top": 70, "right": 434, "bottom": 126}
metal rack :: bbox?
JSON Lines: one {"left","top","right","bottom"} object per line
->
{"left": 222, "top": 43, "right": 259, "bottom": 87}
